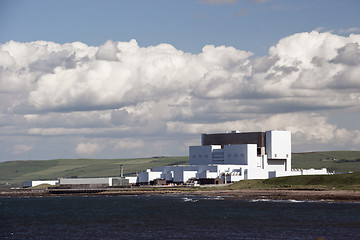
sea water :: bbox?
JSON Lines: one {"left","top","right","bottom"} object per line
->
{"left": 1, "top": 195, "right": 359, "bottom": 239}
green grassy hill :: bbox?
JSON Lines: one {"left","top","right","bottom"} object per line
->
{"left": 227, "top": 173, "right": 360, "bottom": 191}
{"left": 292, "top": 151, "right": 360, "bottom": 173}
{"left": 0, "top": 157, "right": 188, "bottom": 188}
{"left": 1, "top": 151, "right": 360, "bottom": 188}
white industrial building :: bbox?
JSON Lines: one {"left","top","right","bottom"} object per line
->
{"left": 23, "top": 177, "right": 137, "bottom": 188}
{"left": 138, "top": 130, "right": 328, "bottom": 184}
{"left": 59, "top": 177, "right": 134, "bottom": 186}
{"left": 23, "top": 130, "right": 328, "bottom": 187}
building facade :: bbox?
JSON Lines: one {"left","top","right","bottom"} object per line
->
{"left": 138, "top": 130, "right": 327, "bottom": 184}
{"left": 23, "top": 130, "right": 328, "bottom": 187}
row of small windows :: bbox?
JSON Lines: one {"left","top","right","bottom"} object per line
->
{"left": 228, "top": 153, "right": 245, "bottom": 158}
{"left": 193, "top": 153, "right": 289, "bottom": 158}
{"left": 274, "top": 154, "right": 289, "bottom": 157}
{"left": 192, "top": 153, "right": 245, "bottom": 158}
{"left": 192, "top": 154, "right": 209, "bottom": 158}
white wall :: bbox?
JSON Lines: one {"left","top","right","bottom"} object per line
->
{"left": 190, "top": 144, "right": 261, "bottom": 167}
{"left": 272, "top": 168, "right": 328, "bottom": 178}
{"left": 59, "top": 178, "right": 112, "bottom": 186}
{"left": 161, "top": 171, "right": 174, "bottom": 181}
{"left": 266, "top": 130, "right": 291, "bottom": 171}
{"left": 125, "top": 177, "right": 137, "bottom": 184}
{"left": 261, "top": 155, "right": 268, "bottom": 170}
{"left": 173, "top": 168, "right": 198, "bottom": 182}
{"left": 248, "top": 145, "right": 261, "bottom": 169}
{"left": 148, "top": 171, "right": 162, "bottom": 182}
{"left": 138, "top": 170, "right": 149, "bottom": 183}
{"left": 246, "top": 168, "right": 269, "bottom": 180}
{"left": 196, "top": 170, "right": 218, "bottom": 179}
{"left": 138, "top": 169, "right": 162, "bottom": 183}
{"left": 23, "top": 180, "right": 59, "bottom": 188}
{"left": 173, "top": 168, "right": 184, "bottom": 182}
{"left": 150, "top": 164, "right": 246, "bottom": 183}
{"left": 183, "top": 171, "right": 198, "bottom": 182}
{"left": 224, "top": 144, "right": 262, "bottom": 169}
{"left": 189, "top": 145, "right": 221, "bottom": 165}
{"left": 211, "top": 148, "right": 224, "bottom": 164}
{"left": 300, "top": 168, "right": 328, "bottom": 175}
{"left": 225, "top": 174, "right": 243, "bottom": 183}
{"left": 267, "top": 159, "right": 286, "bottom": 172}
{"left": 266, "top": 130, "right": 291, "bottom": 159}
{"left": 223, "top": 144, "right": 248, "bottom": 165}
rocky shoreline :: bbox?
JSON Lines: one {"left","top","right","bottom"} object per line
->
{"left": 193, "top": 189, "right": 360, "bottom": 202}
{"left": 1, "top": 188, "right": 360, "bottom": 202}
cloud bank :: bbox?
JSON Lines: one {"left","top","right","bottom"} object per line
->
{"left": 0, "top": 31, "right": 359, "bottom": 160}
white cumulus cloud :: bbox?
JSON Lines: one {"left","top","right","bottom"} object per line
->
{"left": 114, "top": 139, "right": 144, "bottom": 150}
{"left": 75, "top": 142, "right": 103, "bottom": 157}
{"left": 0, "top": 30, "right": 360, "bottom": 160}
{"left": 7, "top": 144, "right": 33, "bottom": 155}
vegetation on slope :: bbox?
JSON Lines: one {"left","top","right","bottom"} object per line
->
{"left": 0, "top": 157, "right": 188, "bottom": 188}
{"left": 225, "top": 173, "right": 360, "bottom": 191}
{"left": 292, "top": 151, "right": 360, "bottom": 173}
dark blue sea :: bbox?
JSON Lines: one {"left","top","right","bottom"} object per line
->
{"left": 1, "top": 195, "right": 359, "bottom": 240}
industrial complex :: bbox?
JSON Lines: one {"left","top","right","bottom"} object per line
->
{"left": 23, "top": 130, "right": 328, "bottom": 188}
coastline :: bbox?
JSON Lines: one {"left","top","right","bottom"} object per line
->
{"left": 1, "top": 188, "right": 360, "bottom": 202}
{"left": 192, "top": 189, "right": 360, "bottom": 202}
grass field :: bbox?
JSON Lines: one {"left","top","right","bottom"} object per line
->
{"left": 224, "top": 173, "right": 360, "bottom": 191}
{"left": 292, "top": 151, "right": 360, "bottom": 173}
{"left": 1, "top": 151, "right": 360, "bottom": 188}
{"left": 0, "top": 156, "right": 188, "bottom": 188}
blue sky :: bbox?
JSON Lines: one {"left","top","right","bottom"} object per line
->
{"left": 0, "top": 0, "right": 359, "bottom": 161}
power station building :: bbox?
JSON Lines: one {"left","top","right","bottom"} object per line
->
{"left": 23, "top": 130, "right": 328, "bottom": 187}
{"left": 138, "top": 130, "right": 327, "bottom": 184}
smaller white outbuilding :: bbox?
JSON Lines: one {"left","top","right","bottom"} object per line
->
{"left": 23, "top": 177, "right": 136, "bottom": 188}
{"left": 23, "top": 180, "right": 59, "bottom": 188}
{"left": 59, "top": 177, "right": 132, "bottom": 187}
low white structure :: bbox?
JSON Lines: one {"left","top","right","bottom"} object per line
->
{"left": 60, "top": 178, "right": 114, "bottom": 186}
{"left": 23, "top": 180, "right": 59, "bottom": 188}
{"left": 59, "top": 177, "right": 132, "bottom": 187}
{"left": 138, "top": 130, "right": 329, "bottom": 184}
{"left": 126, "top": 177, "right": 138, "bottom": 184}
{"left": 23, "top": 177, "right": 136, "bottom": 188}
{"left": 138, "top": 169, "right": 162, "bottom": 183}
{"left": 286, "top": 168, "right": 328, "bottom": 177}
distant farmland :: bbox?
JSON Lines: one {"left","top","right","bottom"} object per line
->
{"left": 0, "top": 156, "right": 188, "bottom": 188}
{"left": 291, "top": 151, "right": 360, "bottom": 173}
